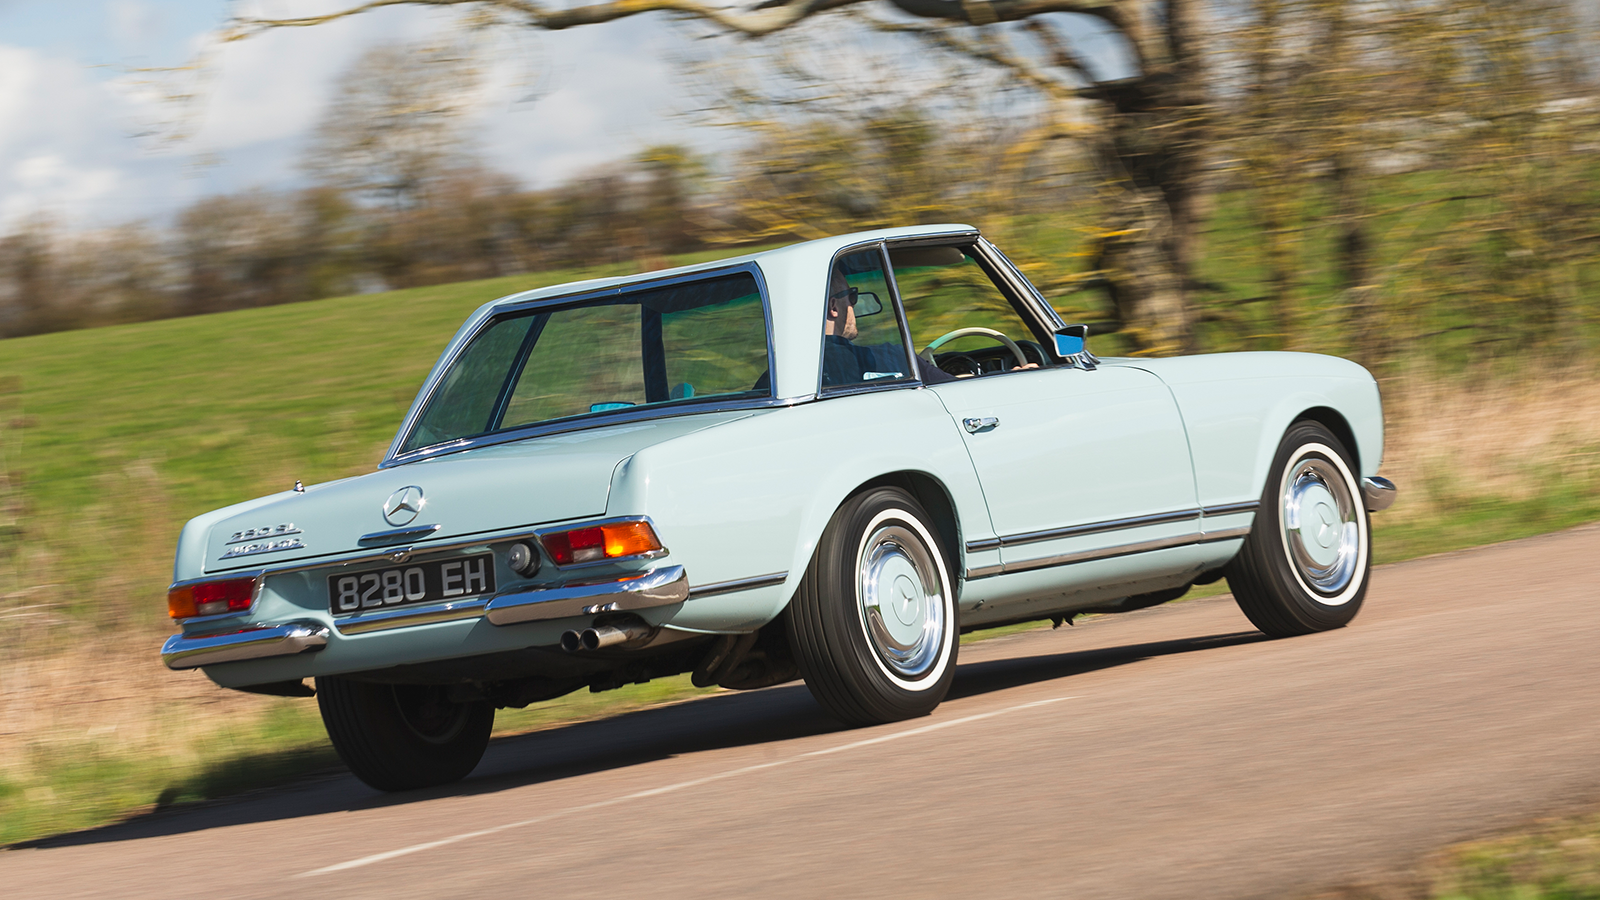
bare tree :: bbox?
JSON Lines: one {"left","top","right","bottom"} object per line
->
{"left": 226, "top": 0, "right": 1213, "bottom": 352}
{"left": 303, "top": 40, "right": 485, "bottom": 209}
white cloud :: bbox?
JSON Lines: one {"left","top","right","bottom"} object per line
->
{"left": 0, "top": 4, "right": 707, "bottom": 227}
{"left": 0, "top": 45, "right": 141, "bottom": 225}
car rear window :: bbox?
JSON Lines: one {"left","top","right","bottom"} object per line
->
{"left": 401, "top": 272, "right": 769, "bottom": 454}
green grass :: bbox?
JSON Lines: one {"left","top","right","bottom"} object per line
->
{"left": 2, "top": 234, "right": 1598, "bottom": 850}
{"left": 1426, "top": 814, "right": 1600, "bottom": 900}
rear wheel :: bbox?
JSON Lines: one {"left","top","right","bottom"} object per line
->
{"left": 1226, "top": 421, "right": 1370, "bottom": 637}
{"left": 316, "top": 678, "right": 494, "bottom": 791}
{"left": 787, "top": 487, "right": 958, "bottom": 725}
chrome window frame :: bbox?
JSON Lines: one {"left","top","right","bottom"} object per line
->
{"left": 970, "top": 238, "right": 1071, "bottom": 350}
{"left": 881, "top": 234, "right": 1067, "bottom": 368}
{"left": 816, "top": 240, "right": 925, "bottom": 397}
{"left": 382, "top": 262, "right": 779, "bottom": 468}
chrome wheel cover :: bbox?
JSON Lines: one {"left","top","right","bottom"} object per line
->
{"left": 1278, "top": 444, "right": 1365, "bottom": 604}
{"left": 856, "top": 513, "right": 950, "bottom": 685}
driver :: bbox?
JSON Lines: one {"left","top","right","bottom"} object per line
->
{"left": 823, "top": 267, "right": 957, "bottom": 386}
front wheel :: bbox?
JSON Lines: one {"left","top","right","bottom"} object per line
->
{"left": 1225, "top": 421, "right": 1371, "bottom": 637}
{"left": 316, "top": 678, "right": 494, "bottom": 791}
{"left": 787, "top": 487, "right": 958, "bottom": 725}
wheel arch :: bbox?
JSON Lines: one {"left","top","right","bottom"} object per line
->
{"left": 855, "top": 470, "right": 964, "bottom": 593}
{"left": 1240, "top": 386, "right": 1384, "bottom": 507}
{"left": 1293, "top": 406, "right": 1361, "bottom": 474}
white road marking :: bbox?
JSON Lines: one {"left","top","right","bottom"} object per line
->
{"left": 299, "top": 695, "right": 1077, "bottom": 877}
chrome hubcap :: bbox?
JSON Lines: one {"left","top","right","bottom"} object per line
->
{"left": 1280, "top": 451, "right": 1362, "bottom": 600}
{"left": 858, "top": 521, "right": 946, "bottom": 681}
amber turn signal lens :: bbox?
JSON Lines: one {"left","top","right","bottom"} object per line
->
{"left": 168, "top": 577, "right": 258, "bottom": 619}
{"left": 542, "top": 521, "right": 663, "bottom": 566}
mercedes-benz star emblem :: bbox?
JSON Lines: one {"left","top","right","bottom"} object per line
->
{"left": 383, "top": 485, "right": 425, "bottom": 527}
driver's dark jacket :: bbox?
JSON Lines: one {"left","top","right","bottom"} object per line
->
{"left": 821, "top": 335, "right": 956, "bottom": 387}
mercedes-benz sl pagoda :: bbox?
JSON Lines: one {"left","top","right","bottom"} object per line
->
{"left": 162, "top": 224, "right": 1397, "bottom": 791}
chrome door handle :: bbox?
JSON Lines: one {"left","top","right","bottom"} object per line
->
{"left": 963, "top": 416, "right": 999, "bottom": 433}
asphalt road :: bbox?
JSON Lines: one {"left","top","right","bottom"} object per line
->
{"left": 6, "top": 524, "right": 1600, "bottom": 899}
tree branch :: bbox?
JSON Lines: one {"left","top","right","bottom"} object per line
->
{"left": 888, "top": 0, "right": 1126, "bottom": 30}
{"left": 227, "top": 0, "right": 1135, "bottom": 40}
{"left": 1023, "top": 18, "right": 1094, "bottom": 86}
{"left": 228, "top": 0, "right": 861, "bottom": 40}
{"left": 863, "top": 14, "right": 1084, "bottom": 101}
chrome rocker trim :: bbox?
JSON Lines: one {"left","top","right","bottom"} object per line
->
{"left": 485, "top": 565, "right": 690, "bottom": 626}
{"left": 162, "top": 621, "right": 329, "bottom": 670}
{"left": 965, "top": 503, "right": 1260, "bottom": 555}
{"left": 1361, "top": 476, "right": 1398, "bottom": 512}
{"left": 965, "top": 527, "right": 1253, "bottom": 581}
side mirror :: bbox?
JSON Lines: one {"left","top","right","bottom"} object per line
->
{"left": 1053, "top": 324, "right": 1097, "bottom": 370}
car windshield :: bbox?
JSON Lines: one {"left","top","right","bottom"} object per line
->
{"left": 401, "top": 271, "right": 770, "bottom": 454}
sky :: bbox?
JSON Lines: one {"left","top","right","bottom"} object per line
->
{"left": 0, "top": 0, "right": 1126, "bottom": 231}
{"left": 0, "top": 0, "right": 693, "bottom": 228}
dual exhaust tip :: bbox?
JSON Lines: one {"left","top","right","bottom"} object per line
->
{"left": 560, "top": 621, "right": 653, "bottom": 653}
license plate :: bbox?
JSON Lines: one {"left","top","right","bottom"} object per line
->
{"left": 328, "top": 553, "right": 497, "bottom": 614}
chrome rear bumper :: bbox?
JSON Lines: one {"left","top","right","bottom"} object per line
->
{"left": 485, "top": 565, "right": 689, "bottom": 625}
{"left": 162, "top": 621, "right": 329, "bottom": 670}
{"left": 161, "top": 566, "right": 690, "bottom": 670}
{"left": 1361, "top": 476, "right": 1398, "bottom": 512}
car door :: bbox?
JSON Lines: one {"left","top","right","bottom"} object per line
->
{"left": 887, "top": 242, "right": 1199, "bottom": 584}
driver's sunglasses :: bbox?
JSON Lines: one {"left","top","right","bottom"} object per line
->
{"left": 830, "top": 286, "right": 860, "bottom": 306}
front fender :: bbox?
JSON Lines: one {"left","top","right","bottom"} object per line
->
{"left": 1131, "top": 352, "right": 1384, "bottom": 510}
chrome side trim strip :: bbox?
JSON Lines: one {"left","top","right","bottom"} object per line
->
{"left": 968, "top": 509, "right": 1202, "bottom": 554}
{"left": 964, "top": 527, "right": 1252, "bottom": 581}
{"left": 964, "top": 503, "right": 1264, "bottom": 556}
{"left": 485, "top": 565, "right": 689, "bottom": 626}
{"left": 162, "top": 621, "right": 329, "bottom": 670}
{"left": 1361, "top": 476, "right": 1397, "bottom": 512}
{"left": 335, "top": 598, "right": 490, "bottom": 635}
{"left": 689, "top": 572, "right": 788, "bottom": 599}
{"left": 1201, "top": 501, "right": 1260, "bottom": 517}
{"left": 358, "top": 524, "right": 442, "bottom": 545}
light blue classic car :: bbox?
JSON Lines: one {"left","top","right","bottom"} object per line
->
{"left": 162, "top": 224, "right": 1396, "bottom": 790}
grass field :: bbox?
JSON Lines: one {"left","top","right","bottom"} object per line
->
{"left": 2, "top": 243, "right": 1598, "bottom": 852}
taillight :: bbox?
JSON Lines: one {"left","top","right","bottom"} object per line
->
{"left": 541, "top": 521, "right": 663, "bottom": 566}
{"left": 168, "top": 577, "right": 258, "bottom": 619}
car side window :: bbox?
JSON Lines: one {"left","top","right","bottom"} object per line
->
{"left": 890, "top": 245, "right": 1045, "bottom": 376}
{"left": 818, "top": 249, "right": 916, "bottom": 391}
{"left": 402, "top": 273, "right": 769, "bottom": 453}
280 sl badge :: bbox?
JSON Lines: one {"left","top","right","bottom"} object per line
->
{"left": 219, "top": 538, "right": 306, "bottom": 559}
{"left": 226, "top": 523, "right": 301, "bottom": 544}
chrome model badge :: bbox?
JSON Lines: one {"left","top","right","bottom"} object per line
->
{"left": 227, "top": 523, "right": 301, "bottom": 544}
{"left": 221, "top": 538, "right": 306, "bottom": 560}
{"left": 383, "top": 485, "right": 426, "bottom": 526}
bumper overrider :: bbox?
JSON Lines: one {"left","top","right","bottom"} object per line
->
{"left": 161, "top": 565, "right": 689, "bottom": 670}
{"left": 1361, "top": 476, "right": 1397, "bottom": 512}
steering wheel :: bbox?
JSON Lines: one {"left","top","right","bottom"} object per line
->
{"left": 921, "top": 327, "right": 1029, "bottom": 372}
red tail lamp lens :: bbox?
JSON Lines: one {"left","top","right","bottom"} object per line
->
{"left": 542, "top": 521, "right": 662, "bottom": 566}
{"left": 168, "top": 577, "right": 258, "bottom": 619}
